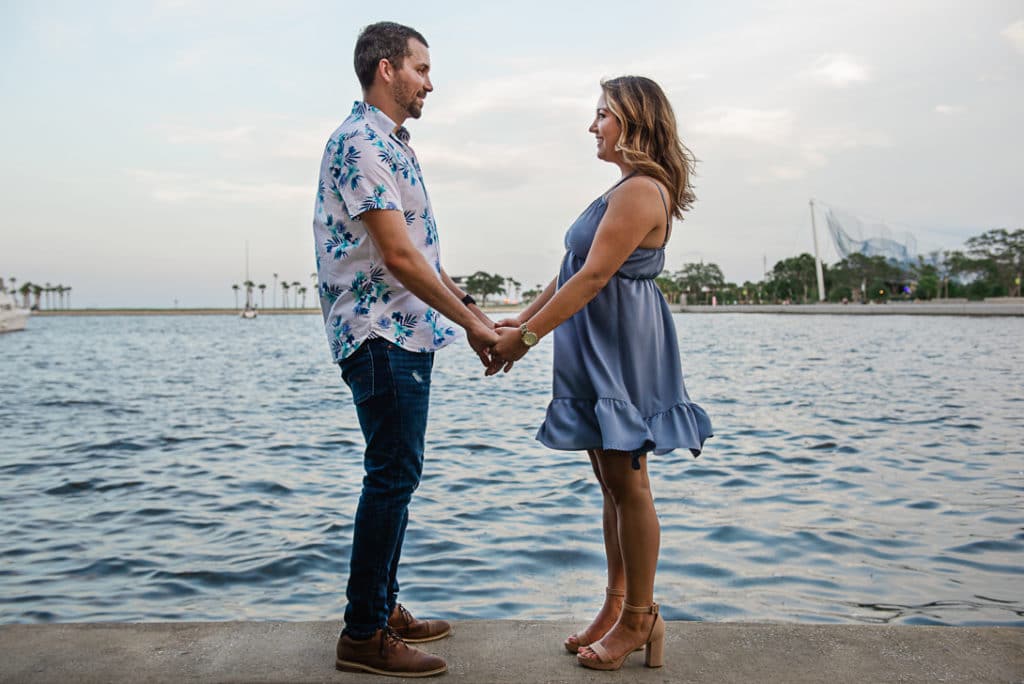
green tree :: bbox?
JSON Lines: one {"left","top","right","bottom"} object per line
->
{"left": 655, "top": 273, "right": 681, "bottom": 303}
{"left": 18, "top": 282, "right": 31, "bottom": 309}
{"left": 964, "top": 228, "right": 1023, "bottom": 297}
{"left": 675, "top": 262, "right": 725, "bottom": 304}
{"left": 911, "top": 258, "right": 939, "bottom": 300}
{"left": 232, "top": 283, "right": 240, "bottom": 309}
{"left": 768, "top": 253, "right": 818, "bottom": 303}
{"left": 465, "top": 271, "right": 506, "bottom": 305}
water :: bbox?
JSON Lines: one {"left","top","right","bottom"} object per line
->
{"left": 1, "top": 314, "right": 1021, "bottom": 626}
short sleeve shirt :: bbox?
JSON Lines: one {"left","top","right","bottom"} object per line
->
{"left": 312, "top": 102, "right": 456, "bottom": 362}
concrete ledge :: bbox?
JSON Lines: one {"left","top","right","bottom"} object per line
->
{"left": 1, "top": 620, "right": 1021, "bottom": 683}
{"left": 669, "top": 302, "right": 1024, "bottom": 316}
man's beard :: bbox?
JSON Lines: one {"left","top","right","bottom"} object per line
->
{"left": 392, "top": 81, "right": 423, "bottom": 119}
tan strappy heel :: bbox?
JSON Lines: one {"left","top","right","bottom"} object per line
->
{"left": 577, "top": 602, "right": 665, "bottom": 671}
{"left": 563, "top": 587, "right": 625, "bottom": 654}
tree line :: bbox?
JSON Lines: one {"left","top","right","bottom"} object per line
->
{"left": 653, "top": 228, "right": 1022, "bottom": 305}
{"left": 1, "top": 278, "right": 72, "bottom": 310}
{"left": 232, "top": 273, "right": 317, "bottom": 310}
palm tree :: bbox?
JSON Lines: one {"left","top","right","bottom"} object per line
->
{"left": 7, "top": 277, "right": 15, "bottom": 294}
{"left": 18, "top": 282, "right": 31, "bottom": 309}
{"left": 232, "top": 283, "right": 240, "bottom": 309}
{"left": 258, "top": 283, "right": 267, "bottom": 308}
{"left": 243, "top": 279, "right": 255, "bottom": 309}
{"left": 44, "top": 282, "right": 52, "bottom": 310}
{"left": 65, "top": 286, "right": 72, "bottom": 310}
{"left": 281, "top": 281, "right": 290, "bottom": 309}
{"left": 272, "top": 272, "right": 279, "bottom": 308}
{"left": 31, "top": 284, "right": 42, "bottom": 310}
{"left": 299, "top": 286, "right": 308, "bottom": 309}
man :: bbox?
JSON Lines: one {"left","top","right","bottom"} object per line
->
{"left": 312, "top": 21, "right": 498, "bottom": 678}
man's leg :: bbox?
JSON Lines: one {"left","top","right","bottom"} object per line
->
{"left": 339, "top": 339, "right": 432, "bottom": 639}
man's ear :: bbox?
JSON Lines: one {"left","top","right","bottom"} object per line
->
{"left": 377, "top": 58, "right": 394, "bottom": 85}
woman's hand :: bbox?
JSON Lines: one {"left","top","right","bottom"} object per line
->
{"left": 493, "top": 317, "right": 521, "bottom": 329}
{"left": 487, "top": 326, "right": 530, "bottom": 376}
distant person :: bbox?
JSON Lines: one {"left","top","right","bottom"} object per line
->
{"left": 490, "top": 76, "right": 713, "bottom": 671}
{"left": 311, "top": 21, "right": 499, "bottom": 678}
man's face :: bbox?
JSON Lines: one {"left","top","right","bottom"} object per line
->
{"left": 390, "top": 39, "right": 432, "bottom": 120}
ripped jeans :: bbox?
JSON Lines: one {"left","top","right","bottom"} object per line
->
{"left": 338, "top": 337, "right": 434, "bottom": 639}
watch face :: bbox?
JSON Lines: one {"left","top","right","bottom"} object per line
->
{"left": 522, "top": 330, "right": 539, "bottom": 347}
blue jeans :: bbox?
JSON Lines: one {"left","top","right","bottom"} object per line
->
{"left": 338, "top": 337, "right": 434, "bottom": 639}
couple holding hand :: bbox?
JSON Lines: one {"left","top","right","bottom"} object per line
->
{"left": 312, "top": 21, "right": 713, "bottom": 678}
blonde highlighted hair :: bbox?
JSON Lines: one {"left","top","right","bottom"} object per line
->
{"left": 600, "top": 76, "right": 696, "bottom": 220}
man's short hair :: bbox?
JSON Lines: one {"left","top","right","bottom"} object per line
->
{"left": 354, "top": 22, "right": 429, "bottom": 91}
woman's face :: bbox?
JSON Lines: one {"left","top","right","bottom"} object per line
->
{"left": 588, "top": 93, "right": 622, "bottom": 163}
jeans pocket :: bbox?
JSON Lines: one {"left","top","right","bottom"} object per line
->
{"left": 339, "top": 343, "right": 377, "bottom": 406}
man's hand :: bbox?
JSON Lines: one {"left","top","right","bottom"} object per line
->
{"left": 487, "top": 326, "right": 530, "bottom": 376}
{"left": 493, "top": 317, "right": 521, "bottom": 329}
{"left": 467, "top": 322, "right": 500, "bottom": 369}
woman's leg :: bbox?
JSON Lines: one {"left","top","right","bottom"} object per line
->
{"left": 592, "top": 450, "right": 627, "bottom": 593}
{"left": 565, "top": 451, "right": 625, "bottom": 650}
{"left": 580, "top": 450, "right": 660, "bottom": 658}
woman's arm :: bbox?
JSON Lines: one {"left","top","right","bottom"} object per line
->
{"left": 490, "top": 179, "right": 663, "bottom": 362}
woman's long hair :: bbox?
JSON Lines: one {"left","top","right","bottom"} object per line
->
{"left": 601, "top": 76, "right": 696, "bottom": 220}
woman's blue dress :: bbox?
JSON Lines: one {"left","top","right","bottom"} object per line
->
{"left": 536, "top": 183, "right": 713, "bottom": 461}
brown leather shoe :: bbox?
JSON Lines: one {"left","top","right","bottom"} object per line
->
{"left": 336, "top": 627, "right": 447, "bottom": 678}
{"left": 389, "top": 603, "right": 452, "bottom": 643}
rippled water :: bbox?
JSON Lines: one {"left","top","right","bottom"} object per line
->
{"left": 1, "top": 314, "right": 1021, "bottom": 626}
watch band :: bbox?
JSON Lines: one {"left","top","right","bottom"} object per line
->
{"left": 460, "top": 294, "right": 477, "bottom": 306}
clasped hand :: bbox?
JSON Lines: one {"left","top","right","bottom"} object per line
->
{"left": 467, "top": 318, "right": 533, "bottom": 376}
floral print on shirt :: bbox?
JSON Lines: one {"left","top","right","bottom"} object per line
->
{"left": 312, "top": 102, "right": 456, "bottom": 362}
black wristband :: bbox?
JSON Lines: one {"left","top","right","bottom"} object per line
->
{"left": 460, "top": 294, "right": 477, "bottom": 306}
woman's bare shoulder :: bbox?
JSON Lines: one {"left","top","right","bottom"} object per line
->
{"left": 606, "top": 175, "right": 667, "bottom": 215}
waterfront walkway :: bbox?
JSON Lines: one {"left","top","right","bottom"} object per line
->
{"left": 1, "top": 620, "right": 1021, "bottom": 683}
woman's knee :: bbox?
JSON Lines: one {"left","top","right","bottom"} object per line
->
{"left": 596, "top": 452, "right": 651, "bottom": 504}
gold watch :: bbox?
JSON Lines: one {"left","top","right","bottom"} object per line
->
{"left": 519, "top": 323, "right": 539, "bottom": 347}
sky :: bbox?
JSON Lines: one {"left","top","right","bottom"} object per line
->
{"left": 2, "top": 0, "right": 1022, "bottom": 308}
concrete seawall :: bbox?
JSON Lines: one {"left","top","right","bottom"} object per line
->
{"left": 669, "top": 301, "right": 1024, "bottom": 316}
{"left": 1, "top": 620, "right": 1021, "bottom": 683}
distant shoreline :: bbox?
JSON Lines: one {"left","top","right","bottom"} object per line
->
{"left": 669, "top": 300, "right": 1024, "bottom": 316}
{"left": 27, "top": 300, "right": 1024, "bottom": 317}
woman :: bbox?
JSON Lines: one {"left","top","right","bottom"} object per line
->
{"left": 491, "top": 76, "right": 713, "bottom": 671}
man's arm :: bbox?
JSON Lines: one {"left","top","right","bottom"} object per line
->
{"left": 361, "top": 209, "right": 498, "bottom": 361}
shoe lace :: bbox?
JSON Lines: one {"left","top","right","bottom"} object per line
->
{"left": 379, "top": 625, "right": 406, "bottom": 656}
{"left": 396, "top": 603, "right": 414, "bottom": 626}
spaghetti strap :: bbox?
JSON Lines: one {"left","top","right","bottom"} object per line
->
{"left": 647, "top": 178, "right": 673, "bottom": 248}
{"left": 602, "top": 171, "right": 637, "bottom": 199}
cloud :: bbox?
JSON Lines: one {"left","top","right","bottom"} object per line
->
{"left": 934, "top": 104, "right": 965, "bottom": 115}
{"left": 1001, "top": 19, "right": 1024, "bottom": 53}
{"left": 129, "top": 169, "right": 308, "bottom": 204}
{"left": 156, "top": 119, "right": 334, "bottom": 160}
{"left": 163, "top": 124, "right": 257, "bottom": 145}
{"left": 811, "top": 53, "right": 871, "bottom": 87}
{"left": 415, "top": 140, "right": 557, "bottom": 191}
{"left": 692, "top": 107, "right": 794, "bottom": 144}
{"left": 429, "top": 68, "right": 605, "bottom": 124}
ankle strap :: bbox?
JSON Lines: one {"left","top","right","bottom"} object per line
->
{"left": 623, "top": 602, "right": 659, "bottom": 615}
{"left": 605, "top": 587, "right": 625, "bottom": 597}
